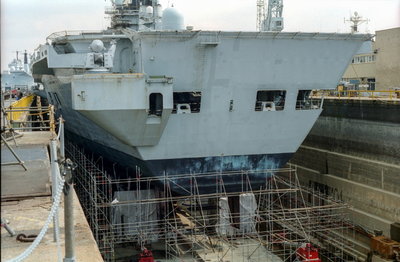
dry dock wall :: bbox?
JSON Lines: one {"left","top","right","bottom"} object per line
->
{"left": 305, "top": 99, "right": 400, "bottom": 165}
{"left": 293, "top": 146, "right": 400, "bottom": 195}
{"left": 290, "top": 99, "right": 400, "bottom": 239}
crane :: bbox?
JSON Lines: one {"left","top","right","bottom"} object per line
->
{"left": 257, "top": 0, "right": 284, "bottom": 32}
{"left": 256, "top": 0, "right": 266, "bottom": 31}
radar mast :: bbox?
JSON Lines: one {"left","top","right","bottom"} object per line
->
{"left": 345, "top": 11, "right": 369, "bottom": 34}
{"left": 106, "top": 0, "right": 162, "bottom": 31}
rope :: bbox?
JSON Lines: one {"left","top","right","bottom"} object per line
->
{"left": 6, "top": 177, "right": 65, "bottom": 262}
{"left": 26, "top": 111, "right": 50, "bottom": 116}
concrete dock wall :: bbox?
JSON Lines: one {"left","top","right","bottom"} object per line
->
{"left": 290, "top": 98, "right": 400, "bottom": 239}
{"left": 293, "top": 146, "right": 400, "bottom": 195}
{"left": 304, "top": 99, "right": 400, "bottom": 165}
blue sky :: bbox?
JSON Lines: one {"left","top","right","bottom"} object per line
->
{"left": 1, "top": 0, "right": 399, "bottom": 70}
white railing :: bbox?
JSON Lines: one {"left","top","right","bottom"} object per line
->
{"left": 46, "top": 30, "right": 105, "bottom": 43}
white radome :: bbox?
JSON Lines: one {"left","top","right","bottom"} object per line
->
{"left": 89, "top": 40, "right": 105, "bottom": 53}
{"left": 162, "top": 7, "right": 184, "bottom": 30}
{"left": 146, "top": 6, "right": 154, "bottom": 15}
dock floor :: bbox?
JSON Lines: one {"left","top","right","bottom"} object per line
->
{"left": 1, "top": 132, "right": 52, "bottom": 199}
{"left": 1, "top": 131, "right": 103, "bottom": 261}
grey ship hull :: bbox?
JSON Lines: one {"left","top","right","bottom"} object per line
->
{"left": 48, "top": 80, "right": 291, "bottom": 193}
{"left": 68, "top": 129, "right": 292, "bottom": 194}
{"left": 33, "top": 30, "right": 370, "bottom": 193}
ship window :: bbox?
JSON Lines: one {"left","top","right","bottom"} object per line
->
{"left": 296, "top": 90, "right": 320, "bottom": 110}
{"left": 172, "top": 92, "right": 201, "bottom": 114}
{"left": 255, "top": 90, "right": 286, "bottom": 111}
{"left": 149, "top": 93, "right": 163, "bottom": 116}
{"left": 53, "top": 93, "right": 62, "bottom": 105}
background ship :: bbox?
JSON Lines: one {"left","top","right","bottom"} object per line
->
{"left": 1, "top": 51, "right": 35, "bottom": 94}
{"left": 31, "top": 0, "right": 370, "bottom": 193}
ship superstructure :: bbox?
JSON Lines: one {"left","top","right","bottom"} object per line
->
{"left": 2, "top": 51, "right": 34, "bottom": 92}
{"left": 105, "top": 0, "right": 163, "bottom": 30}
{"left": 31, "top": 0, "right": 370, "bottom": 193}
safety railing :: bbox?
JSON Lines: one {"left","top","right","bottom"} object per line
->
{"left": 3, "top": 105, "right": 55, "bottom": 132}
{"left": 45, "top": 30, "right": 125, "bottom": 45}
{"left": 295, "top": 99, "right": 323, "bottom": 110}
{"left": 1, "top": 94, "right": 56, "bottom": 173}
{"left": 46, "top": 30, "right": 105, "bottom": 42}
{"left": 313, "top": 90, "right": 400, "bottom": 100}
{"left": 105, "top": 6, "right": 140, "bottom": 15}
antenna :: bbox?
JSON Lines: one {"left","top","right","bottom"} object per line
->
{"left": 345, "top": 11, "right": 369, "bottom": 34}
{"left": 12, "top": 50, "right": 23, "bottom": 61}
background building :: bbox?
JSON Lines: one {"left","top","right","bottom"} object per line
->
{"left": 375, "top": 27, "right": 400, "bottom": 91}
{"left": 342, "top": 27, "right": 400, "bottom": 91}
{"left": 342, "top": 41, "right": 376, "bottom": 90}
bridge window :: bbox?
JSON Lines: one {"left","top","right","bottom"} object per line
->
{"left": 149, "top": 93, "right": 163, "bottom": 116}
{"left": 172, "top": 92, "right": 201, "bottom": 114}
{"left": 296, "top": 90, "right": 320, "bottom": 110}
{"left": 255, "top": 90, "right": 286, "bottom": 111}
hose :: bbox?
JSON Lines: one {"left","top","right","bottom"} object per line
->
{"left": 16, "top": 234, "right": 38, "bottom": 243}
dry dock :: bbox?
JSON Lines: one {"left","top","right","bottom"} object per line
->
{"left": 1, "top": 131, "right": 103, "bottom": 261}
{"left": 3, "top": 93, "right": 398, "bottom": 262}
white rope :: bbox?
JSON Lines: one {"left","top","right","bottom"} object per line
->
{"left": 7, "top": 178, "right": 65, "bottom": 262}
{"left": 55, "top": 211, "right": 62, "bottom": 262}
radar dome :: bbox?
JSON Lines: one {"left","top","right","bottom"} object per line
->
{"left": 146, "top": 6, "right": 154, "bottom": 15}
{"left": 89, "top": 40, "right": 105, "bottom": 53}
{"left": 162, "top": 7, "right": 184, "bottom": 30}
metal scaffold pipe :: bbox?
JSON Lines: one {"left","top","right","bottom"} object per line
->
{"left": 63, "top": 159, "right": 76, "bottom": 262}
{"left": 1, "top": 135, "right": 28, "bottom": 171}
{"left": 1, "top": 218, "right": 16, "bottom": 237}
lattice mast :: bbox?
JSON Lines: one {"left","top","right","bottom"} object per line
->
{"left": 345, "top": 11, "right": 369, "bottom": 34}
{"left": 261, "top": 0, "right": 284, "bottom": 32}
{"left": 257, "top": 0, "right": 266, "bottom": 31}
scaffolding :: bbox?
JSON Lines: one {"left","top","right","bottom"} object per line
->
{"left": 66, "top": 141, "right": 359, "bottom": 262}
